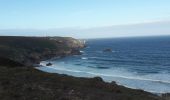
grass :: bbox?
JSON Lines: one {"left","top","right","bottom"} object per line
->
{"left": 0, "top": 64, "right": 162, "bottom": 100}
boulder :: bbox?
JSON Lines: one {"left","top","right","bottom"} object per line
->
{"left": 46, "top": 62, "right": 52, "bottom": 66}
{"left": 103, "top": 48, "right": 112, "bottom": 52}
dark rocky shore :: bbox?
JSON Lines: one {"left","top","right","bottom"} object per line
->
{"left": 0, "top": 36, "right": 167, "bottom": 100}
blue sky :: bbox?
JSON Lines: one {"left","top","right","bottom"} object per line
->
{"left": 0, "top": 0, "right": 170, "bottom": 38}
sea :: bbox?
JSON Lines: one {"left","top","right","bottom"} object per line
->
{"left": 37, "top": 36, "right": 170, "bottom": 93}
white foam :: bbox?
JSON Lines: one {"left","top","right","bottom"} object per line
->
{"left": 80, "top": 51, "right": 84, "bottom": 53}
{"left": 38, "top": 61, "right": 170, "bottom": 93}
{"left": 45, "top": 66, "right": 84, "bottom": 73}
{"left": 39, "top": 64, "right": 170, "bottom": 84}
{"left": 86, "top": 72, "right": 170, "bottom": 84}
{"left": 81, "top": 57, "right": 88, "bottom": 60}
{"left": 39, "top": 61, "right": 47, "bottom": 66}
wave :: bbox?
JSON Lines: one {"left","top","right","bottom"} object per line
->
{"left": 44, "top": 66, "right": 84, "bottom": 73}
{"left": 39, "top": 65, "right": 170, "bottom": 85}
{"left": 87, "top": 65, "right": 110, "bottom": 69}
{"left": 81, "top": 57, "right": 88, "bottom": 60}
{"left": 88, "top": 57, "right": 153, "bottom": 65}
{"left": 89, "top": 57, "right": 100, "bottom": 59}
{"left": 80, "top": 51, "right": 84, "bottom": 53}
{"left": 86, "top": 72, "right": 170, "bottom": 85}
{"left": 75, "top": 63, "right": 82, "bottom": 66}
{"left": 39, "top": 62, "right": 47, "bottom": 66}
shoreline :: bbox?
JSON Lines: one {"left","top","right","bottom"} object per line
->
{"left": 0, "top": 64, "right": 164, "bottom": 100}
{"left": 36, "top": 62, "right": 170, "bottom": 100}
{"left": 37, "top": 60, "right": 170, "bottom": 94}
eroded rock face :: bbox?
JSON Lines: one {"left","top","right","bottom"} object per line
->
{"left": 49, "top": 37, "right": 86, "bottom": 49}
{"left": 71, "top": 49, "right": 82, "bottom": 55}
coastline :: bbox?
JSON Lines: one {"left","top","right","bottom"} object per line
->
{"left": 0, "top": 36, "right": 167, "bottom": 100}
{"left": 0, "top": 64, "right": 164, "bottom": 100}
{"left": 38, "top": 59, "right": 170, "bottom": 94}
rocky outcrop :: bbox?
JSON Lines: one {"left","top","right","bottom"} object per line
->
{"left": 0, "top": 36, "right": 85, "bottom": 66}
{"left": 162, "top": 93, "right": 170, "bottom": 100}
{"left": 46, "top": 62, "right": 52, "bottom": 66}
{"left": 49, "top": 37, "right": 86, "bottom": 49}
{"left": 103, "top": 48, "right": 112, "bottom": 52}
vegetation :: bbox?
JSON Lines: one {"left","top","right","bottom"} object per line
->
{"left": 0, "top": 62, "right": 162, "bottom": 100}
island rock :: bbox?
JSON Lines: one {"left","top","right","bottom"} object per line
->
{"left": 46, "top": 62, "right": 52, "bottom": 66}
{"left": 103, "top": 48, "right": 112, "bottom": 52}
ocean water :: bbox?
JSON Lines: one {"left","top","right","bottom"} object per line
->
{"left": 37, "top": 36, "right": 170, "bottom": 93}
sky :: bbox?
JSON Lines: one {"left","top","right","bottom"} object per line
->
{"left": 0, "top": 0, "right": 170, "bottom": 38}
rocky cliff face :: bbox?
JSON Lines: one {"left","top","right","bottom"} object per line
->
{"left": 0, "top": 36, "right": 85, "bottom": 66}
{"left": 49, "top": 37, "right": 85, "bottom": 49}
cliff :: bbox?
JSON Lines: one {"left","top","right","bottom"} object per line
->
{"left": 0, "top": 36, "right": 85, "bottom": 66}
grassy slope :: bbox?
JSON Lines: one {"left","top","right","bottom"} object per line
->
{"left": 0, "top": 64, "right": 162, "bottom": 100}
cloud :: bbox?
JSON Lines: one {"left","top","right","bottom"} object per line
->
{"left": 74, "top": 20, "right": 170, "bottom": 38}
{"left": 0, "top": 20, "right": 170, "bottom": 39}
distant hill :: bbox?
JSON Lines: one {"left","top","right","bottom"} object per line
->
{"left": 0, "top": 36, "right": 85, "bottom": 66}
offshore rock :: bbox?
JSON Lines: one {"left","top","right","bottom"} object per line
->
{"left": 103, "top": 48, "right": 112, "bottom": 52}
{"left": 46, "top": 62, "right": 52, "bottom": 66}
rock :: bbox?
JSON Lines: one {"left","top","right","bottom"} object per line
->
{"left": 92, "top": 77, "right": 103, "bottom": 82}
{"left": 71, "top": 49, "right": 82, "bottom": 55}
{"left": 111, "top": 81, "right": 117, "bottom": 85}
{"left": 162, "top": 93, "right": 170, "bottom": 100}
{"left": 103, "top": 48, "right": 112, "bottom": 52}
{"left": 49, "top": 37, "right": 86, "bottom": 49}
{"left": 46, "top": 62, "right": 52, "bottom": 66}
